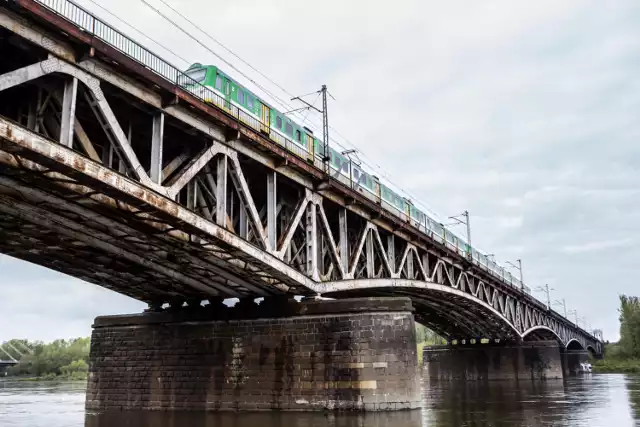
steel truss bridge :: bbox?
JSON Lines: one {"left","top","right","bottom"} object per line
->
{"left": 0, "top": 341, "right": 33, "bottom": 367}
{"left": 0, "top": 0, "right": 602, "bottom": 354}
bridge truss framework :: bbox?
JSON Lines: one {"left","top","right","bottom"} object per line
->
{"left": 0, "top": 0, "right": 602, "bottom": 353}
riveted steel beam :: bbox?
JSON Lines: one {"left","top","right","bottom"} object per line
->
{"left": 266, "top": 171, "right": 277, "bottom": 251}
{"left": 150, "top": 113, "right": 164, "bottom": 184}
{"left": 59, "top": 77, "right": 78, "bottom": 148}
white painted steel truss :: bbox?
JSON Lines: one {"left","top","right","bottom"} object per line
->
{"left": 0, "top": 5, "right": 601, "bottom": 352}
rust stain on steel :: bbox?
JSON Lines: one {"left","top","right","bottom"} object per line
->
{"left": 73, "top": 155, "right": 86, "bottom": 170}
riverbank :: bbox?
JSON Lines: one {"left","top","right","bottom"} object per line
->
{"left": 3, "top": 372, "right": 87, "bottom": 382}
{"left": 592, "top": 358, "right": 640, "bottom": 374}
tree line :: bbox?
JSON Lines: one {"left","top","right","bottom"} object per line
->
{"left": 2, "top": 337, "right": 90, "bottom": 380}
{"left": 594, "top": 294, "right": 640, "bottom": 373}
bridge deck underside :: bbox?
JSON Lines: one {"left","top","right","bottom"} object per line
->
{"left": 324, "top": 287, "right": 520, "bottom": 341}
{"left": 0, "top": 135, "right": 308, "bottom": 302}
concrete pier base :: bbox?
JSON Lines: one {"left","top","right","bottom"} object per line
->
{"left": 562, "top": 349, "right": 590, "bottom": 376}
{"left": 86, "top": 297, "right": 421, "bottom": 412}
{"left": 423, "top": 341, "right": 564, "bottom": 380}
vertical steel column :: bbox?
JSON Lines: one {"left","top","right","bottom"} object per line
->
{"left": 422, "top": 253, "right": 430, "bottom": 278}
{"left": 186, "top": 180, "right": 197, "bottom": 210}
{"left": 239, "top": 202, "right": 248, "bottom": 239}
{"left": 387, "top": 235, "right": 395, "bottom": 274}
{"left": 406, "top": 250, "right": 414, "bottom": 279}
{"left": 366, "top": 231, "right": 375, "bottom": 278}
{"left": 101, "top": 144, "right": 114, "bottom": 169}
{"left": 338, "top": 208, "right": 348, "bottom": 271}
{"left": 318, "top": 232, "right": 326, "bottom": 276}
{"left": 150, "top": 113, "right": 164, "bottom": 184}
{"left": 216, "top": 156, "right": 228, "bottom": 228}
{"left": 306, "top": 203, "right": 318, "bottom": 279}
{"left": 119, "top": 122, "right": 133, "bottom": 174}
{"left": 267, "top": 171, "right": 277, "bottom": 251}
{"left": 27, "top": 90, "right": 39, "bottom": 131}
{"left": 59, "top": 77, "right": 78, "bottom": 147}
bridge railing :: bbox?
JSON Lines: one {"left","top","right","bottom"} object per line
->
{"left": 25, "top": 0, "right": 596, "bottom": 340}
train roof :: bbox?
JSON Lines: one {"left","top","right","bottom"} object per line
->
{"left": 187, "top": 63, "right": 278, "bottom": 111}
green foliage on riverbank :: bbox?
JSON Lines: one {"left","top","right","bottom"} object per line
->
{"left": 593, "top": 342, "right": 640, "bottom": 373}
{"left": 593, "top": 357, "right": 640, "bottom": 373}
{"left": 416, "top": 324, "right": 446, "bottom": 365}
{"left": 593, "top": 295, "right": 640, "bottom": 374}
{"left": 3, "top": 338, "right": 90, "bottom": 380}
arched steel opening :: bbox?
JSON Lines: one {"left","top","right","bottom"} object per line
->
{"left": 320, "top": 280, "right": 521, "bottom": 341}
{"left": 566, "top": 339, "right": 585, "bottom": 350}
{"left": 521, "top": 326, "right": 564, "bottom": 345}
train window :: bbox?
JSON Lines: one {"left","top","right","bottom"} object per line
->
{"left": 276, "top": 116, "right": 283, "bottom": 129}
{"left": 286, "top": 123, "right": 293, "bottom": 136}
{"left": 247, "top": 96, "right": 254, "bottom": 109}
{"left": 215, "top": 75, "right": 222, "bottom": 90}
{"left": 295, "top": 130, "right": 301, "bottom": 142}
{"left": 238, "top": 90, "right": 245, "bottom": 104}
{"left": 186, "top": 68, "right": 206, "bottom": 83}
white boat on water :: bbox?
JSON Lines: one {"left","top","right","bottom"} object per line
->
{"left": 577, "top": 362, "right": 593, "bottom": 374}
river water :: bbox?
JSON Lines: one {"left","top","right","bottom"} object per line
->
{"left": 0, "top": 375, "right": 639, "bottom": 427}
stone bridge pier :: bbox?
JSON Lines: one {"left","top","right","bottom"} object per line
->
{"left": 422, "top": 341, "right": 565, "bottom": 381}
{"left": 86, "top": 297, "right": 421, "bottom": 412}
{"left": 423, "top": 340, "right": 595, "bottom": 381}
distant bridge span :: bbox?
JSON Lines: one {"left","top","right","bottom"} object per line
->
{"left": 320, "top": 279, "right": 600, "bottom": 351}
{"left": 0, "top": 0, "right": 602, "bottom": 354}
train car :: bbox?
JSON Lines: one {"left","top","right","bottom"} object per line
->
{"left": 182, "top": 63, "right": 314, "bottom": 160}
{"left": 380, "top": 183, "right": 405, "bottom": 214}
{"left": 407, "top": 201, "right": 426, "bottom": 231}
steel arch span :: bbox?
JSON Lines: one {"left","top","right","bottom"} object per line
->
{"left": 319, "top": 279, "right": 602, "bottom": 353}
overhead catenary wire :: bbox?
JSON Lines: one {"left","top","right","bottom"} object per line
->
{"left": 155, "top": 0, "right": 299, "bottom": 102}
{"left": 139, "top": 2, "right": 389, "bottom": 162}
{"left": 147, "top": 0, "right": 442, "bottom": 219}
{"left": 107, "top": 0, "right": 443, "bottom": 223}
{"left": 136, "top": 0, "right": 298, "bottom": 116}
{"left": 80, "top": 0, "right": 190, "bottom": 67}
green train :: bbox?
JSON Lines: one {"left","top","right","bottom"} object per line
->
{"left": 181, "top": 63, "right": 527, "bottom": 292}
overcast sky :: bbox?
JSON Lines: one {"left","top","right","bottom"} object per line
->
{"left": 1, "top": 0, "right": 638, "bottom": 342}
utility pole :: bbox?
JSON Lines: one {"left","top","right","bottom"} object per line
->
{"left": 568, "top": 309, "right": 578, "bottom": 326}
{"left": 448, "top": 210, "right": 471, "bottom": 260}
{"left": 321, "top": 85, "right": 329, "bottom": 174}
{"left": 506, "top": 258, "right": 524, "bottom": 291}
{"left": 554, "top": 298, "right": 567, "bottom": 318}
{"left": 291, "top": 85, "right": 333, "bottom": 174}
{"left": 535, "top": 284, "right": 554, "bottom": 309}
{"left": 517, "top": 259, "right": 523, "bottom": 285}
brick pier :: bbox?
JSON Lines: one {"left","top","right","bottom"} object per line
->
{"left": 86, "top": 297, "right": 421, "bottom": 411}
{"left": 422, "top": 341, "right": 565, "bottom": 381}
